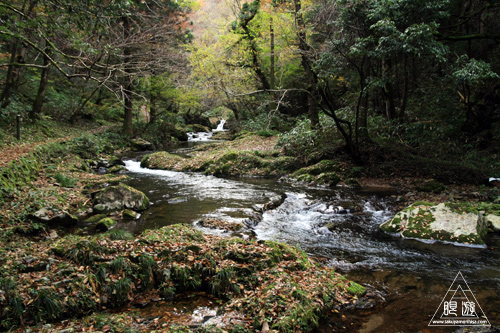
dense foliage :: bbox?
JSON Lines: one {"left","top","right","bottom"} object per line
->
{"left": 1, "top": 0, "right": 499, "bottom": 170}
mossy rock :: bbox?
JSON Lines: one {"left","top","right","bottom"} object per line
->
{"left": 130, "top": 138, "right": 153, "bottom": 151}
{"left": 122, "top": 209, "right": 139, "bottom": 219}
{"left": 211, "top": 131, "right": 234, "bottom": 140}
{"left": 486, "top": 215, "right": 500, "bottom": 231}
{"left": 108, "top": 156, "right": 125, "bottom": 167}
{"left": 96, "top": 218, "right": 117, "bottom": 231}
{"left": 31, "top": 208, "right": 78, "bottom": 227}
{"left": 293, "top": 160, "right": 341, "bottom": 177}
{"left": 316, "top": 172, "right": 340, "bottom": 186}
{"left": 220, "top": 151, "right": 239, "bottom": 163}
{"left": 108, "top": 165, "right": 127, "bottom": 174}
{"left": 83, "top": 214, "right": 108, "bottom": 224}
{"left": 381, "top": 202, "right": 487, "bottom": 246}
{"left": 296, "top": 174, "right": 316, "bottom": 182}
{"left": 93, "top": 183, "right": 150, "bottom": 213}
{"left": 140, "top": 151, "right": 183, "bottom": 169}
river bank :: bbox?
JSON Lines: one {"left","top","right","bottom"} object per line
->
{"left": 1, "top": 129, "right": 368, "bottom": 332}
{"left": 1, "top": 127, "right": 499, "bottom": 332}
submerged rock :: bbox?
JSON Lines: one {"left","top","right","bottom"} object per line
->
{"left": 93, "top": 183, "right": 150, "bottom": 213}
{"left": 167, "top": 196, "right": 188, "bottom": 204}
{"left": 245, "top": 194, "right": 287, "bottom": 227}
{"left": 263, "top": 193, "right": 287, "bottom": 211}
{"left": 32, "top": 207, "right": 78, "bottom": 227}
{"left": 380, "top": 202, "right": 488, "bottom": 246}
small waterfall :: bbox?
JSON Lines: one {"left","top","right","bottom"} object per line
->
{"left": 186, "top": 120, "right": 227, "bottom": 141}
{"left": 212, "top": 119, "right": 227, "bottom": 132}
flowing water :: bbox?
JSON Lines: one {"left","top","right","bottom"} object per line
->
{"left": 121, "top": 154, "right": 500, "bottom": 332}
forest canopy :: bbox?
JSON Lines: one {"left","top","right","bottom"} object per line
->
{"left": 1, "top": 0, "right": 499, "bottom": 165}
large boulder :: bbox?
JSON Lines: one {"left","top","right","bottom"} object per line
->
{"left": 93, "top": 183, "right": 149, "bottom": 213}
{"left": 486, "top": 214, "right": 500, "bottom": 232}
{"left": 31, "top": 208, "right": 78, "bottom": 227}
{"left": 380, "top": 202, "right": 488, "bottom": 246}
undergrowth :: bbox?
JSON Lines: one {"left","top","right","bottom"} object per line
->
{"left": 0, "top": 224, "right": 362, "bottom": 331}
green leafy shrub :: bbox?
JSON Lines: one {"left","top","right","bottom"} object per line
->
{"left": 54, "top": 173, "right": 76, "bottom": 188}
{"left": 210, "top": 267, "right": 239, "bottom": 297}
{"left": 241, "top": 112, "right": 294, "bottom": 133}
{"left": 0, "top": 278, "right": 25, "bottom": 329}
{"left": 277, "top": 116, "right": 342, "bottom": 164}
{"left": 31, "top": 289, "right": 63, "bottom": 322}
{"left": 103, "top": 278, "right": 133, "bottom": 306}
{"left": 137, "top": 254, "right": 157, "bottom": 289}
{"left": 0, "top": 153, "right": 42, "bottom": 197}
{"left": 105, "top": 229, "right": 134, "bottom": 240}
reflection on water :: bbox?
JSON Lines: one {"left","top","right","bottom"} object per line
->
{"left": 123, "top": 159, "right": 500, "bottom": 330}
{"left": 123, "top": 160, "right": 276, "bottom": 232}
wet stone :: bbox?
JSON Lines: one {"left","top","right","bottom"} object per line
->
{"left": 31, "top": 207, "right": 78, "bottom": 227}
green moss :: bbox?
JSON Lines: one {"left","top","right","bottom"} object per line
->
{"left": 140, "top": 151, "right": 183, "bottom": 170}
{"left": 83, "top": 214, "right": 107, "bottom": 224}
{"left": 104, "top": 229, "right": 134, "bottom": 240}
{"left": 411, "top": 201, "right": 435, "bottom": 207}
{"left": 140, "top": 154, "right": 151, "bottom": 168}
{"left": 444, "top": 202, "right": 478, "bottom": 214}
{"left": 220, "top": 151, "right": 239, "bottom": 163}
{"left": 346, "top": 281, "right": 366, "bottom": 296}
{"left": 107, "top": 165, "right": 127, "bottom": 173}
{"left": 478, "top": 203, "right": 500, "bottom": 215}
{"left": 316, "top": 172, "right": 340, "bottom": 186}
{"left": 383, "top": 203, "right": 489, "bottom": 245}
{"left": 122, "top": 209, "right": 138, "bottom": 219}
{"left": 95, "top": 218, "right": 116, "bottom": 231}
{"left": 292, "top": 160, "right": 341, "bottom": 178}
{"left": 380, "top": 217, "right": 401, "bottom": 233}
{"left": 296, "top": 174, "right": 315, "bottom": 182}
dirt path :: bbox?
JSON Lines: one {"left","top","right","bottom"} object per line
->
{"left": 0, "top": 125, "right": 110, "bottom": 168}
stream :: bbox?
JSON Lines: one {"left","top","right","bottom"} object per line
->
{"left": 120, "top": 148, "right": 500, "bottom": 332}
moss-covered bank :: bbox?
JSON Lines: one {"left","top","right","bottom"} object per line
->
{"left": 1, "top": 225, "right": 364, "bottom": 332}
{"left": 141, "top": 134, "right": 300, "bottom": 177}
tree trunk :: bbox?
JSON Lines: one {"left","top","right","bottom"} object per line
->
{"left": 270, "top": 17, "right": 275, "bottom": 90}
{"left": 122, "top": 16, "right": 134, "bottom": 135}
{"left": 1, "top": 0, "right": 39, "bottom": 108}
{"left": 123, "top": 83, "right": 134, "bottom": 135}
{"left": 399, "top": 55, "right": 409, "bottom": 122}
{"left": 238, "top": 0, "right": 270, "bottom": 90}
{"left": 0, "top": 41, "right": 24, "bottom": 108}
{"left": 31, "top": 47, "right": 51, "bottom": 120}
{"left": 149, "top": 94, "right": 157, "bottom": 123}
{"left": 382, "top": 59, "right": 396, "bottom": 120}
{"left": 294, "top": 0, "right": 319, "bottom": 128}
